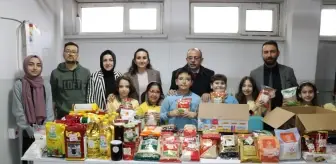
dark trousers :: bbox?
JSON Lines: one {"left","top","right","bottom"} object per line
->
{"left": 22, "top": 130, "right": 35, "bottom": 164}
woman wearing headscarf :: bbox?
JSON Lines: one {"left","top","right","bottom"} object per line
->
{"left": 12, "top": 55, "right": 54, "bottom": 164}
{"left": 87, "top": 50, "right": 122, "bottom": 110}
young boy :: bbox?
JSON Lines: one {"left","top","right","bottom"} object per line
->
{"left": 210, "top": 74, "right": 238, "bottom": 104}
{"left": 160, "top": 69, "right": 201, "bottom": 130}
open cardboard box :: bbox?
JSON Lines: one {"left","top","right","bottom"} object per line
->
{"left": 197, "top": 103, "right": 249, "bottom": 133}
{"left": 263, "top": 106, "right": 336, "bottom": 134}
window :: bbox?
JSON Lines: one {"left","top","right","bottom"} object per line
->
{"left": 190, "top": 3, "right": 280, "bottom": 36}
{"left": 320, "top": 7, "right": 336, "bottom": 36}
{"left": 79, "top": 3, "right": 163, "bottom": 34}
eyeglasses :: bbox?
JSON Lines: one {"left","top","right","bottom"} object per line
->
{"left": 64, "top": 50, "right": 78, "bottom": 54}
{"left": 149, "top": 90, "right": 161, "bottom": 94}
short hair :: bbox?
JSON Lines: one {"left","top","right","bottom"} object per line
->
{"left": 64, "top": 42, "right": 79, "bottom": 52}
{"left": 175, "top": 68, "right": 194, "bottom": 81}
{"left": 262, "top": 40, "right": 279, "bottom": 51}
{"left": 187, "top": 48, "right": 202, "bottom": 58}
{"left": 211, "top": 74, "right": 227, "bottom": 85}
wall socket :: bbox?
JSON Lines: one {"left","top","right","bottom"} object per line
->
{"left": 8, "top": 127, "right": 19, "bottom": 139}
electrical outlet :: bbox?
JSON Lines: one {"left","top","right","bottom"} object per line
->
{"left": 8, "top": 127, "right": 19, "bottom": 139}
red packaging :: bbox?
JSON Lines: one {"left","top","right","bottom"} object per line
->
{"left": 313, "top": 131, "right": 328, "bottom": 153}
{"left": 183, "top": 124, "right": 197, "bottom": 137}
{"left": 200, "top": 134, "right": 221, "bottom": 159}
{"left": 159, "top": 141, "right": 181, "bottom": 163}
{"left": 256, "top": 87, "right": 276, "bottom": 110}
{"left": 64, "top": 124, "right": 86, "bottom": 161}
{"left": 177, "top": 98, "right": 191, "bottom": 113}
{"left": 181, "top": 145, "right": 200, "bottom": 161}
{"left": 123, "top": 142, "right": 136, "bottom": 160}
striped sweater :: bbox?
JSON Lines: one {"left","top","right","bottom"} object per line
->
{"left": 87, "top": 70, "right": 122, "bottom": 110}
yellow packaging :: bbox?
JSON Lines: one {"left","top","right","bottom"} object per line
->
{"left": 46, "top": 122, "right": 66, "bottom": 157}
{"left": 99, "top": 121, "right": 113, "bottom": 159}
{"left": 86, "top": 123, "right": 100, "bottom": 158}
{"left": 238, "top": 136, "right": 260, "bottom": 163}
{"left": 73, "top": 103, "right": 99, "bottom": 113}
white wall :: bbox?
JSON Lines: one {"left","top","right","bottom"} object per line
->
{"left": 0, "top": 0, "right": 62, "bottom": 163}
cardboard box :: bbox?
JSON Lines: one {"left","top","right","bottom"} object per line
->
{"left": 197, "top": 103, "right": 249, "bottom": 133}
{"left": 263, "top": 106, "right": 336, "bottom": 134}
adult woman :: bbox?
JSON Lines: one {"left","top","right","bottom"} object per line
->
{"left": 12, "top": 55, "right": 54, "bottom": 164}
{"left": 87, "top": 50, "right": 122, "bottom": 110}
{"left": 125, "top": 48, "right": 161, "bottom": 103}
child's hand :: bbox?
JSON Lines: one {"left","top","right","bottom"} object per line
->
{"left": 168, "top": 89, "right": 177, "bottom": 96}
{"left": 169, "top": 109, "right": 179, "bottom": 117}
{"left": 256, "top": 100, "right": 265, "bottom": 107}
{"left": 182, "top": 111, "right": 197, "bottom": 118}
{"left": 154, "top": 112, "right": 161, "bottom": 120}
{"left": 107, "top": 94, "right": 115, "bottom": 103}
{"left": 201, "top": 93, "right": 210, "bottom": 102}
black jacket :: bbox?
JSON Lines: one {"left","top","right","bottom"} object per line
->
{"left": 169, "top": 65, "right": 215, "bottom": 96}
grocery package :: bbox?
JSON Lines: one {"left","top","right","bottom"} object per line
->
{"left": 140, "top": 126, "right": 162, "bottom": 137}
{"left": 99, "top": 121, "right": 113, "bottom": 159}
{"left": 310, "top": 131, "right": 328, "bottom": 153}
{"left": 134, "top": 136, "right": 161, "bottom": 161}
{"left": 200, "top": 133, "right": 221, "bottom": 159}
{"left": 237, "top": 134, "right": 260, "bottom": 163}
{"left": 181, "top": 140, "right": 200, "bottom": 161}
{"left": 120, "top": 98, "right": 134, "bottom": 109}
{"left": 275, "top": 128, "right": 301, "bottom": 160}
{"left": 210, "top": 91, "right": 227, "bottom": 103}
{"left": 123, "top": 142, "right": 136, "bottom": 160}
{"left": 159, "top": 140, "right": 181, "bottom": 162}
{"left": 120, "top": 109, "right": 136, "bottom": 121}
{"left": 256, "top": 86, "right": 276, "bottom": 110}
{"left": 219, "top": 135, "right": 238, "bottom": 159}
{"left": 252, "top": 130, "right": 273, "bottom": 137}
{"left": 86, "top": 123, "right": 100, "bottom": 158}
{"left": 177, "top": 98, "right": 191, "bottom": 114}
{"left": 65, "top": 124, "right": 86, "bottom": 161}
{"left": 281, "top": 87, "right": 298, "bottom": 106}
{"left": 161, "top": 124, "right": 176, "bottom": 133}
{"left": 46, "top": 122, "right": 66, "bottom": 157}
{"left": 184, "top": 124, "right": 197, "bottom": 137}
{"left": 145, "top": 109, "right": 159, "bottom": 126}
{"left": 124, "top": 123, "right": 137, "bottom": 143}
{"left": 257, "top": 136, "right": 280, "bottom": 163}
{"left": 73, "top": 103, "right": 99, "bottom": 113}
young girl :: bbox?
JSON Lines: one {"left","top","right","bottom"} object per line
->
{"left": 296, "top": 82, "right": 318, "bottom": 106}
{"left": 236, "top": 76, "right": 266, "bottom": 116}
{"left": 136, "top": 81, "right": 164, "bottom": 121}
{"left": 107, "top": 75, "right": 139, "bottom": 113}
{"left": 12, "top": 55, "right": 54, "bottom": 164}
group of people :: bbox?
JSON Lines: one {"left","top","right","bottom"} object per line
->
{"left": 13, "top": 40, "right": 320, "bottom": 163}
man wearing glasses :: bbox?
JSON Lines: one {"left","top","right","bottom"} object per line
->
{"left": 168, "top": 48, "right": 215, "bottom": 102}
{"left": 50, "top": 42, "right": 90, "bottom": 119}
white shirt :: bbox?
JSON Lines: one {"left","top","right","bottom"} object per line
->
{"left": 137, "top": 71, "right": 148, "bottom": 102}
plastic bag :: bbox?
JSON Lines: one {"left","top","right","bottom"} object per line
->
{"left": 140, "top": 126, "right": 162, "bottom": 137}
{"left": 99, "top": 121, "right": 113, "bottom": 159}
{"left": 200, "top": 134, "right": 220, "bottom": 159}
{"left": 183, "top": 124, "right": 197, "bottom": 137}
{"left": 210, "top": 92, "right": 227, "bottom": 103}
{"left": 256, "top": 86, "right": 276, "bottom": 110}
{"left": 237, "top": 134, "right": 260, "bottom": 163}
{"left": 86, "top": 123, "right": 100, "bottom": 159}
{"left": 257, "top": 136, "right": 280, "bottom": 163}
{"left": 145, "top": 110, "right": 158, "bottom": 126}
{"left": 275, "top": 128, "right": 301, "bottom": 160}
{"left": 134, "top": 136, "right": 161, "bottom": 161}
{"left": 177, "top": 98, "right": 191, "bottom": 114}
{"left": 65, "top": 124, "right": 86, "bottom": 161}
{"left": 219, "top": 135, "right": 238, "bottom": 159}
{"left": 281, "top": 87, "right": 298, "bottom": 106}
{"left": 159, "top": 141, "right": 181, "bottom": 162}
{"left": 181, "top": 141, "right": 200, "bottom": 161}
{"left": 46, "top": 122, "right": 66, "bottom": 158}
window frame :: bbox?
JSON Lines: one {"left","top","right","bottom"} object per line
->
{"left": 77, "top": 2, "right": 163, "bottom": 35}
{"left": 240, "top": 3, "right": 279, "bottom": 36}
{"left": 320, "top": 5, "right": 336, "bottom": 37}
{"left": 190, "top": 2, "right": 280, "bottom": 37}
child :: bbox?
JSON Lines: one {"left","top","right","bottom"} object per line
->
{"left": 236, "top": 76, "right": 266, "bottom": 116}
{"left": 107, "top": 75, "right": 139, "bottom": 113}
{"left": 160, "top": 69, "right": 201, "bottom": 130}
{"left": 136, "top": 81, "right": 164, "bottom": 121}
{"left": 210, "top": 74, "right": 238, "bottom": 104}
{"left": 296, "top": 82, "right": 318, "bottom": 106}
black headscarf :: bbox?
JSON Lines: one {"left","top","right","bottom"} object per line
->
{"left": 100, "top": 50, "right": 117, "bottom": 98}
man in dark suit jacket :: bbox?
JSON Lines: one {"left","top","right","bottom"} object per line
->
{"left": 168, "top": 48, "right": 215, "bottom": 101}
{"left": 250, "top": 40, "right": 298, "bottom": 110}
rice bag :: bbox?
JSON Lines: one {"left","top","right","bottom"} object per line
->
{"left": 256, "top": 86, "right": 276, "bottom": 110}
{"left": 275, "top": 128, "right": 301, "bottom": 160}
{"left": 210, "top": 91, "right": 227, "bottom": 103}
{"left": 145, "top": 109, "right": 158, "bottom": 126}
{"left": 281, "top": 87, "right": 299, "bottom": 106}
{"left": 219, "top": 135, "right": 238, "bottom": 159}
{"left": 181, "top": 141, "right": 200, "bottom": 161}
{"left": 65, "top": 124, "right": 86, "bottom": 161}
{"left": 46, "top": 122, "right": 66, "bottom": 157}
{"left": 237, "top": 134, "right": 260, "bottom": 163}
{"left": 134, "top": 136, "right": 161, "bottom": 161}
{"left": 200, "top": 133, "right": 220, "bottom": 159}
{"left": 257, "top": 136, "right": 280, "bottom": 163}
{"left": 86, "top": 123, "right": 100, "bottom": 159}
{"left": 177, "top": 98, "right": 191, "bottom": 114}
{"left": 159, "top": 141, "right": 181, "bottom": 162}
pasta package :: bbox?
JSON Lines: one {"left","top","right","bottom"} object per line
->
{"left": 257, "top": 136, "right": 280, "bottom": 163}
{"left": 86, "top": 123, "right": 100, "bottom": 159}
{"left": 210, "top": 92, "right": 227, "bottom": 103}
{"left": 65, "top": 124, "right": 86, "bottom": 161}
{"left": 184, "top": 124, "right": 197, "bottom": 137}
{"left": 159, "top": 141, "right": 181, "bottom": 162}
{"left": 177, "top": 98, "right": 191, "bottom": 114}
{"left": 275, "top": 128, "right": 301, "bottom": 160}
{"left": 219, "top": 135, "right": 238, "bottom": 159}
{"left": 46, "top": 122, "right": 66, "bottom": 157}
{"left": 256, "top": 86, "right": 276, "bottom": 110}
{"left": 237, "top": 134, "right": 260, "bottom": 163}
{"left": 181, "top": 141, "right": 200, "bottom": 161}
{"left": 281, "top": 87, "right": 299, "bottom": 106}
{"left": 200, "top": 134, "right": 220, "bottom": 159}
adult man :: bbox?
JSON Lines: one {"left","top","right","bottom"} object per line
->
{"left": 50, "top": 42, "right": 90, "bottom": 119}
{"left": 250, "top": 40, "right": 298, "bottom": 110}
{"left": 168, "top": 48, "right": 215, "bottom": 101}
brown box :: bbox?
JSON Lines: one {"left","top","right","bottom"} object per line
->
{"left": 263, "top": 106, "right": 336, "bottom": 134}
{"left": 197, "top": 103, "right": 249, "bottom": 133}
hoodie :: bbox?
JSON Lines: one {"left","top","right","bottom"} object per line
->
{"left": 50, "top": 62, "right": 90, "bottom": 119}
